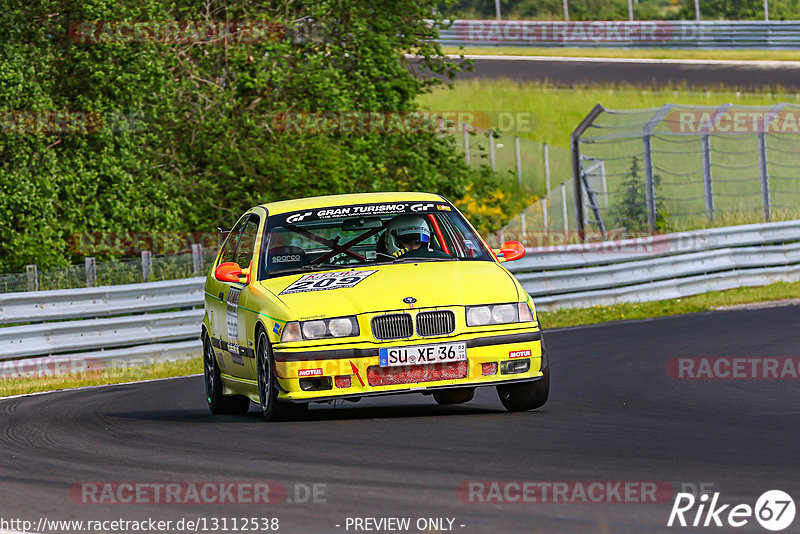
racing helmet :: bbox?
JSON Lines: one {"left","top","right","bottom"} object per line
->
{"left": 382, "top": 215, "right": 431, "bottom": 255}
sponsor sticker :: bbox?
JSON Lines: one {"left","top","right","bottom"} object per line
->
{"left": 271, "top": 254, "right": 300, "bottom": 263}
{"left": 273, "top": 323, "right": 281, "bottom": 335}
{"left": 298, "top": 368, "right": 323, "bottom": 377}
{"left": 279, "top": 270, "right": 376, "bottom": 295}
{"left": 509, "top": 349, "right": 532, "bottom": 359}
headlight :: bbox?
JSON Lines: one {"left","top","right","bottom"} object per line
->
{"left": 466, "top": 306, "right": 492, "bottom": 326}
{"left": 281, "top": 316, "right": 360, "bottom": 342}
{"left": 302, "top": 320, "right": 327, "bottom": 339}
{"left": 492, "top": 304, "right": 517, "bottom": 323}
{"left": 328, "top": 317, "right": 354, "bottom": 337}
{"left": 467, "top": 302, "right": 533, "bottom": 326}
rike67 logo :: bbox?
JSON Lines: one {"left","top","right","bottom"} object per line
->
{"left": 668, "top": 490, "right": 795, "bottom": 531}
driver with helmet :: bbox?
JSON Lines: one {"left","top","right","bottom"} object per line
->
{"left": 380, "top": 214, "right": 451, "bottom": 259}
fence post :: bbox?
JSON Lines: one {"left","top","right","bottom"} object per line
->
{"left": 463, "top": 122, "right": 469, "bottom": 165}
{"left": 489, "top": 131, "right": 496, "bottom": 170}
{"left": 642, "top": 135, "right": 658, "bottom": 232}
{"left": 26, "top": 264, "right": 38, "bottom": 292}
{"left": 85, "top": 257, "right": 96, "bottom": 287}
{"left": 192, "top": 244, "right": 204, "bottom": 274}
{"left": 540, "top": 198, "right": 548, "bottom": 235}
{"left": 701, "top": 134, "right": 715, "bottom": 222}
{"left": 641, "top": 104, "right": 674, "bottom": 232}
{"left": 142, "top": 250, "right": 153, "bottom": 282}
{"left": 571, "top": 104, "right": 605, "bottom": 242}
{"left": 757, "top": 132, "right": 771, "bottom": 222}
{"left": 515, "top": 136, "right": 522, "bottom": 187}
{"left": 561, "top": 182, "right": 569, "bottom": 233}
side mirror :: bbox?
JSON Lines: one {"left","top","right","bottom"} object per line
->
{"left": 215, "top": 262, "right": 247, "bottom": 283}
{"left": 495, "top": 241, "right": 526, "bottom": 262}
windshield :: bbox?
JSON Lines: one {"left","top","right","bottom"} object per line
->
{"left": 261, "top": 201, "right": 493, "bottom": 278}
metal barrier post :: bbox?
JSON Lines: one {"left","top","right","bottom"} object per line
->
{"left": 701, "top": 134, "right": 714, "bottom": 222}
{"left": 561, "top": 182, "right": 569, "bottom": 233}
{"left": 26, "top": 264, "right": 38, "bottom": 292}
{"left": 758, "top": 132, "right": 771, "bottom": 222}
{"left": 515, "top": 136, "right": 522, "bottom": 187}
{"left": 142, "top": 251, "right": 153, "bottom": 282}
{"left": 85, "top": 257, "right": 96, "bottom": 287}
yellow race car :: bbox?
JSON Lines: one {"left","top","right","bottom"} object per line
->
{"left": 202, "top": 192, "right": 548, "bottom": 420}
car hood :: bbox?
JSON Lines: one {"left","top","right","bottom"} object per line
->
{"left": 259, "top": 261, "right": 521, "bottom": 320}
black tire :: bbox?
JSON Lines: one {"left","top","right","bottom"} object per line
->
{"left": 256, "top": 330, "right": 308, "bottom": 421}
{"left": 203, "top": 331, "right": 250, "bottom": 415}
{"left": 496, "top": 365, "right": 550, "bottom": 412}
{"left": 433, "top": 387, "right": 475, "bottom": 406}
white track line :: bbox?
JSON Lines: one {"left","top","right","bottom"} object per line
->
{"left": 449, "top": 54, "right": 800, "bottom": 68}
{"left": 0, "top": 373, "right": 202, "bottom": 401}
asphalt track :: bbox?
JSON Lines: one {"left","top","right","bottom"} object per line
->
{"left": 2, "top": 304, "right": 800, "bottom": 534}
{"left": 459, "top": 55, "right": 800, "bottom": 89}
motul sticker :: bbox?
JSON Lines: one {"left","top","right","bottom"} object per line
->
{"left": 298, "top": 368, "right": 323, "bottom": 377}
{"left": 509, "top": 349, "right": 532, "bottom": 359}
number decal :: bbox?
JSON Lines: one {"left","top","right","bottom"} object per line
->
{"left": 280, "top": 270, "right": 377, "bottom": 295}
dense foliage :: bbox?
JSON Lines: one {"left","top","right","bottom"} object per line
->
{"left": 1, "top": 0, "right": 527, "bottom": 272}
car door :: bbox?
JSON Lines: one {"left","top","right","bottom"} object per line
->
{"left": 207, "top": 215, "right": 251, "bottom": 377}
{"left": 228, "top": 214, "right": 261, "bottom": 380}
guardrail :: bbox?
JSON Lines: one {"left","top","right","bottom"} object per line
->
{"left": 438, "top": 20, "right": 800, "bottom": 49}
{"left": 0, "top": 278, "right": 205, "bottom": 378}
{"left": 2, "top": 220, "right": 799, "bottom": 377}
{"left": 508, "top": 220, "right": 800, "bottom": 309}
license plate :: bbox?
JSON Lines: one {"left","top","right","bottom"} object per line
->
{"left": 379, "top": 342, "right": 467, "bottom": 367}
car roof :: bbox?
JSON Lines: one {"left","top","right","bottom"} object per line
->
{"left": 258, "top": 192, "right": 447, "bottom": 215}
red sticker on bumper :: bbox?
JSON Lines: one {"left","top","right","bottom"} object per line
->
{"left": 509, "top": 349, "right": 532, "bottom": 359}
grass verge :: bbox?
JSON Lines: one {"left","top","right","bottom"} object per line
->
{"left": 442, "top": 46, "right": 800, "bottom": 62}
{"left": 538, "top": 279, "right": 800, "bottom": 329}
{"left": 418, "top": 79, "right": 800, "bottom": 148}
{"left": 0, "top": 357, "right": 201, "bottom": 398}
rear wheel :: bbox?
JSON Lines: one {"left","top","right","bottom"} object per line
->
{"left": 433, "top": 387, "right": 475, "bottom": 405}
{"left": 496, "top": 365, "right": 549, "bottom": 412}
{"left": 257, "top": 330, "right": 308, "bottom": 421}
{"left": 203, "top": 331, "right": 250, "bottom": 415}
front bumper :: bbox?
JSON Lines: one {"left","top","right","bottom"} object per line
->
{"left": 272, "top": 327, "right": 544, "bottom": 403}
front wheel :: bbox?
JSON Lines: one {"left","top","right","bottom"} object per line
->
{"left": 257, "top": 330, "right": 308, "bottom": 421}
{"left": 496, "top": 365, "right": 549, "bottom": 412}
{"left": 203, "top": 331, "right": 250, "bottom": 415}
{"left": 433, "top": 387, "right": 475, "bottom": 405}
